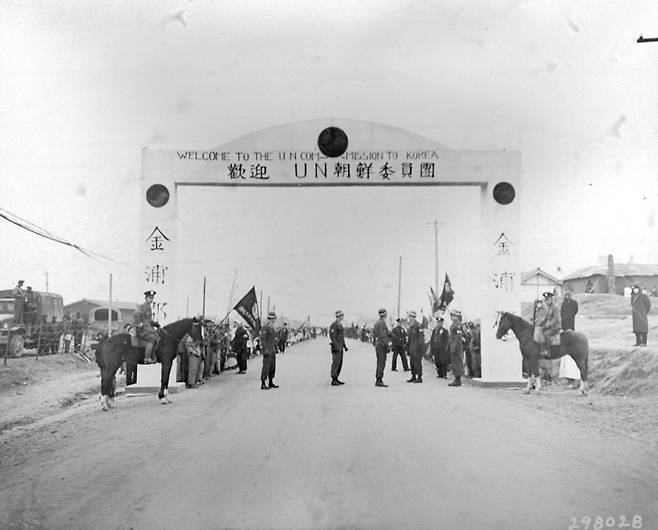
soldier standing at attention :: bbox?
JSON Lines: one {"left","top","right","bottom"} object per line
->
{"left": 448, "top": 311, "right": 464, "bottom": 387}
{"left": 232, "top": 322, "right": 250, "bottom": 374}
{"left": 406, "top": 310, "right": 423, "bottom": 384}
{"left": 132, "top": 290, "right": 159, "bottom": 364}
{"left": 329, "top": 310, "right": 348, "bottom": 386}
{"left": 390, "top": 318, "right": 409, "bottom": 372}
{"left": 260, "top": 311, "right": 279, "bottom": 390}
{"left": 373, "top": 308, "right": 391, "bottom": 387}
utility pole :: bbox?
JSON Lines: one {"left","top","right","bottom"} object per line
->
{"left": 227, "top": 269, "right": 237, "bottom": 314}
{"left": 397, "top": 256, "right": 402, "bottom": 320}
{"left": 45, "top": 272, "right": 49, "bottom": 293}
{"left": 202, "top": 276, "right": 207, "bottom": 319}
{"left": 108, "top": 273, "right": 113, "bottom": 337}
{"left": 425, "top": 220, "right": 446, "bottom": 293}
{"left": 186, "top": 296, "right": 190, "bottom": 318}
{"left": 259, "top": 290, "right": 263, "bottom": 323}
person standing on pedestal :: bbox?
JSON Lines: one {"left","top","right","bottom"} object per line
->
{"left": 329, "top": 310, "right": 348, "bottom": 386}
{"left": 260, "top": 311, "right": 279, "bottom": 390}
{"left": 373, "top": 308, "right": 391, "bottom": 387}
{"left": 406, "top": 311, "right": 423, "bottom": 384}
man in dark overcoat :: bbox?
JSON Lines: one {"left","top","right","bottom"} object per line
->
{"left": 631, "top": 285, "right": 651, "bottom": 346}
{"left": 406, "top": 311, "right": 424, "bottom": 383}
{"left": 390, "top": 318, "right": 409, "bottom": 372}
{"left": 448, "top": 311, "right": 464, "bottom": 387}
{"left": 260, "top": 311, "right": 279, "bottom": 389}
{"left": 329, "top": 310, "right": 348, "bottom": 386}
{"left": 560, "top": 292, "right": 579, "bottom": 331}
{"left": 429, "top": 316, "right": 450, "bottom": 378}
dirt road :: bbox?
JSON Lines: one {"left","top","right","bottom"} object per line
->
{"left": 1, "top": 338, "right": 656, "bottom": 529}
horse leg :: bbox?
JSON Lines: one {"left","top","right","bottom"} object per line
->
{"left": 574, "top": 352, "right": 589, "bottom": 396}
{"left": 101, "top": 357, "right": 121, "bottom": 411}
{"left": 160, "top": 359, "right": 173, "bottom": 404}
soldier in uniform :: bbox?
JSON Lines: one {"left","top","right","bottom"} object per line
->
{"left": 406, "top": 310, "right": 424, "bottom": 383}
{"left": 448, "top": 310, "right": 464, "bottom": 387}
{"left": 260, "top": 311, "right": 279, "bottom": 390}
{"left": 631, "top": 284, "right": 651, "bottom": 346}
{"left": 390, "top": 318, "right": 409, "bottom": 372}
{"left": 277, "top": 323, "right": 289, "bottom": 354}
{"left": 132, "top": 290, "right": 160, "bottom": 364}
{"left": 373, "top": 308, "right": 391, "bottom": 387}
{"left": 429, "top": 315, "right": 450, "bottom": 378}
{"left": 329, "top": 310, "right": 348, "bottom": 386}
{"left": 12, "top": 280, "right": 25, "bottom": 325}
{"left": 23, "top": 286, "right": 38, "bottom": 334}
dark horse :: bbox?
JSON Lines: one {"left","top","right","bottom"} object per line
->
{"left": 96, "top": 317, "right": 201, "bottom": 410}
{"left": 495, "top": 312, "right": 590, "bottom": 395}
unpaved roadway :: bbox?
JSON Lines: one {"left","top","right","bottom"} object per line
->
{"left": 1, "top": 338, "right": 657, "bottom": 530}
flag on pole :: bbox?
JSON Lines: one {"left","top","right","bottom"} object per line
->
{"left": 438, "top": 274, "right": 454, "bottom": 311}
{"left": 430, "top": 287, "right": 441, "bottom": 314}
{"left": 233, "top": 286, "right": 261, "bottom": 334}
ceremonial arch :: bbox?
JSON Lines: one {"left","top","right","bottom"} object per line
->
{"left": 140, "top": 119, "right": 522, "bottom": 383}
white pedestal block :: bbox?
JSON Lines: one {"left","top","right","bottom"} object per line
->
{"left": 126, "top": 358, "right": 185, "bottom": 395}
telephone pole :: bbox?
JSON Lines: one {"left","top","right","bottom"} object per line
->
{"left": 397, "top": 256, "right": 402, "bottom": 320}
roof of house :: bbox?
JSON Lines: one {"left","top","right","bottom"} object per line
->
{"left": 562, "top": 264, "right": 658, "bottom": 281}
{"left": 63, "top": 298, "right": 138, "bottom": 311}
{"left": 521, "top": 268, "right": 563, "bottom": 285}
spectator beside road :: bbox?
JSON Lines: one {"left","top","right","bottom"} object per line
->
{"left": 183, "top": 323, "right": 203, "bottom": 389}
{"left": 73, "top": 312, "right": 85, "bottom": 352}
{"left": 631, "top": 284, "right": 651, "bottom": 346}
{"left": 561, "top": 292, "right": 579, "bottom": 331}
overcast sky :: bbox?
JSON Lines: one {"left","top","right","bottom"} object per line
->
{"left": 1, "top": 1, "right": 657, "bottom": 323}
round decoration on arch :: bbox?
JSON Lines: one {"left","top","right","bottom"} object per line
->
{"left": 317, "top": 127, "right": 348, "bottom": 158}
{"left": 146, "top": 184, "right": 170, "bottom": 208}
{"left": 493, "top": 181, "right": 516, "bottom": 205}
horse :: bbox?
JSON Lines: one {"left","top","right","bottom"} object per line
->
{"left": 96, "top": 317, "right": 201, "bottom": 410}
{"left": 495, "top": 312, "right": 590, "bottom": 396}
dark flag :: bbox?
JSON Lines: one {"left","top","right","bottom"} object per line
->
{"left": 439, "top": 274, "right": 454, "bottom": 311}
{"left": 234, "top": 286, "right": 261, "bottom": 334}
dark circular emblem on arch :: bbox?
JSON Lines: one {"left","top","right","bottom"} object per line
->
{"left": 317, "top": 127, "right": 348, "bottom": 157}
{"left": 493, "top": 182, "right": 516, "bottom": 205}
{"left": 146, "top": 184, "right": 170, "bottom": 208}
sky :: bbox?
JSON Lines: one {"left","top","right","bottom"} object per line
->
{"left": 1, "top": 0, "right": 657, "bottom": 324}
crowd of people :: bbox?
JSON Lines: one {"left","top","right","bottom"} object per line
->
{"left": 328, "top": 307, "right": 480, "bottom": 388}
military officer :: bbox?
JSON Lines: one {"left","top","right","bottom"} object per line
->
{"left": 448, "top": 310, "right": 464, "bottom": 387}
{"left": 232, "top": 322, "right": 250, "bottom": 374}
{"left": 277, "top": 323, "right": 290, "bottom": 354}
{"left": 390, "top": 318, "right": 409, "bottom": 372}
{"left": 329, "top": 310, "right": 348, "bottom": 386}
{"left": 260, "top": 311, "right": 279, "bottom": 390}
{"left": 373, "top": 308, "right": 391, "bottom": 387}
{"left": 132, "top": 290, "right": 160, "bottom": 364}
{"left": 430, "top": 315, "right": 450, "bottom": 378}
{"left": 406, "top": 310, "right": 424, "bottom": 383}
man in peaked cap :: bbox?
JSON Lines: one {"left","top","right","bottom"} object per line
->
{"left": 373, "top": 308, "right": 392, "bottom": 387}
{"left": 132, "top": 290, "right": 160, "bottom": 364}
{"left": 390, "top": 318, "right": 409, "bottom": 372}
{"left": 406, "top": 310, "right": 424, "bottom": 383}
{"left": 329, "top": 310, "right": 348, "bottom": 386}
{"left": 430, "top": 315, "right": 450, "bottom": 378}
{"left": 260, "top": 311, "right": 279, "bottom": 390}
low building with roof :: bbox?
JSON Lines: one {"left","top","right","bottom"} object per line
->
{"left": 562, "top": 263, "right": 658, "bottom": 295}
{"left": 521, "top": 268, "right": 564, "bottom": 302}
{"left": 63, "top": 298, "right": 138, "bottom": 332}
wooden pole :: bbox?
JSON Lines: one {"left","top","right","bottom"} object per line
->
{"left": 227, "top": 269, "right": 237, "bottom": 314}
{"left": 108, "top": 273, "right": 113, "bottom": 337}
{"left": 45, "top": 272, "right": 49, "bottom": 293}
{"left": 397, "top": 256, "right": 402, "bottom": 320}
{"left": 259, "top": 290, "right": 263, "bottom": 324}
{"left": 202, "top": 276, "right": 207, "bottom": 319}
{"left": 186, "top": 296, "right": 190, "bottom": 318}
{"left": 434, "top": 220, "right": 438, "bottom": 293}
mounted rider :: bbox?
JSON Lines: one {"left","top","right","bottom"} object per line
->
{"left": 535, "top": 291, "right": 560, "bottom": 356}
{"left": 131, "top": 290, "right": 160, "bottom": 364}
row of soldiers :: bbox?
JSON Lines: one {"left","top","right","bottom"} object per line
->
{"left": 34, "top": 313, "right": 86, "bottom": 354}
{"left": 328, "top": 308, "right": 479, "bottom": 388}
